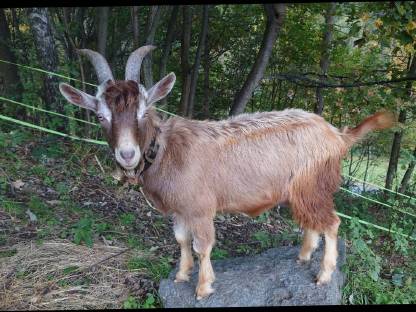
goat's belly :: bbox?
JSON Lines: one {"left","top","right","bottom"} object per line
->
{"left": 244, "top": 201, "right": 277, "bottom": 217}
{"left": 223, "top": 197, "right": 278, "bottom": 218}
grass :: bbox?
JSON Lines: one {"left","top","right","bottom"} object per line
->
{"left": 127, "top": 255, "right": 172, "bottom": 281}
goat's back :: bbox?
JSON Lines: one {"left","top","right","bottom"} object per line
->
{"left": 148, "top": 109, "right": 348, "bottom": 217}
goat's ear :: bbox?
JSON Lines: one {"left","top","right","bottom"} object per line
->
{"left": 59, "top": 83, "right": 98, "bottom": 112}
{"left": 146, "top": 72, "right": 176, "bottom": 106}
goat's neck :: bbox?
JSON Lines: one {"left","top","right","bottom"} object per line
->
{"left": 137, "top": 109, "right": 165, "bottom": 181}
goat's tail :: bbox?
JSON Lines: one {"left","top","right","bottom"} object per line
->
{"left": 341, "top": 111, "right": 396, "bottom": 146}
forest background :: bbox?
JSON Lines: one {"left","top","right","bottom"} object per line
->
{"left": 0, "top": 3, "right": 415, "bottom": 308}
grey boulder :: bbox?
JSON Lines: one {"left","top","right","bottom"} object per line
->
{"left": 159, "top": 239, "right": 346, "bottom": 307}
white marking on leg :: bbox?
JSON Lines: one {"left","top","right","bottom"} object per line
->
{"left": 298, "top": 229, "right": 320, "bottom": 263}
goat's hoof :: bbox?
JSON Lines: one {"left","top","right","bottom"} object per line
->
{"left": 174, "top": 272, "right": 190, "bottom": 283}
{"left": 196, "top": 283, "right": 215, "bottom": 300}
{"left": 315, "top": 272, "right": 332, "bottom": 286}
{"left": 296, "top": 257, "right": 310, "bottom": 265}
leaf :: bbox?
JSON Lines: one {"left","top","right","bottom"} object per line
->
{"left": 46, "top": 200, "right": 61, "bottom": 205}
{"left": 11, "top": 180, "right": 25, "bottom": 190}
{"left": 353, "top": 38, "right": 366, "bottom": 47}
{"left": 395, "top": 2, "right": 406, "bottom": 16}
{"left": 349, "top": 22, "right": 361, "bottom": 36}
{"left": 25, "top": 209, "right": 38, "bottom": 222}
{"left": 406, "top": 21, "right": 416, "bottom": 32}
{"left": 397, "top": 31, "right": 413, "bottom": 45}
{"left": 374, "top": 18, "right": 383, "bottom": 29}
{"left": 392, "top": 273, "right": 404, "bottom": 287}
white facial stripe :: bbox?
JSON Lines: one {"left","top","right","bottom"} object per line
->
{"left": 95, "top": 82, "right": 112, "bottom": 122}
{"left": 137, "top": 84, "right": 148, "bottom": 119}
{"left": 115, "top": 127, "right": 141, "bottom": 170}
{"left": 97, "top": 103, "right": 112, "bottom": 122}
{"left": 137, "top": 100, "right": 147, "bottom": 119}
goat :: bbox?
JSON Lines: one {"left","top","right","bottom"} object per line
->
{"left": 59, "top": 45, "right": 395, "bottom": 300}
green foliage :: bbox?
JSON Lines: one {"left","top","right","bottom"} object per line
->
{"left": 0, "top": 249, "right": 17, "bottom": 258}
{"left": 0, "top": 129, "right": 31, "bottom": 148}
{"left": 211, "top": 247, "right": 229, "bottom": 260}
{"left": 127, "top": 256, "right": 172, "bottom": 281}
{"left": 71, "top": 217, "right": 94, "bottom": 247}
{"left": 252, "top": 230, "right": 273, "bottom": 248}
{"left": 340, "top": 212, "right": 416, "bottom": 304}
{"left": 123, "top": 293, "right": 157, "bottom": 309}
{"left": 2, "top": 200, "right": 25, "bottom": 219}
{"left": 62, "top": 265, "right": 80, "bottom": 275}
{"left": 119, "top": 212, "right": 135, "bottom": 226}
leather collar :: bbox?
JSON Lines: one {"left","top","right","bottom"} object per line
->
{"left": 138, "top": 127, "right": 161, "bottom": 177}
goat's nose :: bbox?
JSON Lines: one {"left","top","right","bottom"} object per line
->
{"left": 120, "top": 149, "right": 135, "bottom": 161}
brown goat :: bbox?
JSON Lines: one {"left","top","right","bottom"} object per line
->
{"left": 59, "top": 46, "right": 395, "bottom": 300}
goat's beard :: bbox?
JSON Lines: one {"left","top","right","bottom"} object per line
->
{"left": 112, "top": 161, "right": 140, "bottom": 185}
{"left": 124, "top": 168, "right": 136, "bottom": 178}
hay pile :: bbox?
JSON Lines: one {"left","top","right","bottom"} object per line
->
{"left": 0, "top": 239, "right": 143, "bottom": 310}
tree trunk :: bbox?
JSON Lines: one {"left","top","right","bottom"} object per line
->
{"left": 398, "top": 146, "right": 416, "bottom": 194}
{"left": 202, "top": 10, "right": 210, "bottom": 119}
{"left": 179, "top": 5, "right": 192, "bottom": 116}
{"left": 10, "top": 9, "right": 18, "bottom": 41}
{"left": 131, "top": 6, "right": 140, "bottom": 49}
{"left": 61, "top": 7, "right": 90, "bottom": 136}
{"left": 0, "top": 8, "right": 22, "bottom": 99}
{"left": 159, "top": 6, "right": 179, "bottom": 107}
{"left": 97, "top": 7, "right": 109, "bottom": 57}
{"left": 27, "top": 8, "right": 63, "bottom": 116}
{"left": 142, "top": 6, "right": 162, "bottom": 89}
{"left": 314, "top": 2, "right": 336, "bottom": 115}
{"left": 385, "top": 110, "right": 406, "bottom": 190}
{"left": 385, "top": 55, "right": 416, "bottom": 190}
{"left": 229, "top": 4, "right": 286, "bottom": 116}
{"left": 186, "top": 5, "right": 209, "bottom": 118}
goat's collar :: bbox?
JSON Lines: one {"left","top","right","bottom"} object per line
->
{"left": 138, "top": 127, "right": 161, "bottom": 177}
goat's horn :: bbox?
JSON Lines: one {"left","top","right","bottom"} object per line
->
{"left": 77, "top": 49, "right": 114, "bottom": 85}
{"left": 125, "top": 45, "right": 156, "bottom": 82}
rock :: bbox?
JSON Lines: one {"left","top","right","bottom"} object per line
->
{"left": 159, "top": 239, "right": 346, "bottom": 307}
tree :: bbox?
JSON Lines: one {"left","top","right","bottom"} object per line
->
{"left": 97, "top": 7, "right": 109, "bottom": 57}
{"left": 314, "top": 2, "right": 336, "bottom": 115}
{"left": 385, "top": 55, "right": 416, "bottom": 191}
{"left": 142, "top": 6, "right": 163, "bottom": 89}
{"left": 131, "top": 6, "right": 140, "bottom": 49}
{"left": 229, "top": 4, "right": 287, "bottom": 116}
{"left": 186, "top": 5, "right": 209, "bottom": 118}
{"left": 399, "top": 146, "right": 416, "bottom": 194}
{"left": 179, "top": 5, "right": 192, "bottom": 116}
{"left": 202, "top": 6, "right": 211, "bottom": 119}
{"left": 159, "top": 6, "right": 179, "bottom": 107}
{"left": 0, "top": 9, "right": 22, "bottom": 99}
{"left": 27, "top": 8, "right": 63, "bottom": 116}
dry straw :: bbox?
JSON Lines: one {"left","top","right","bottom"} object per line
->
{"left": 0, "top": 239, "right": 145, "bottom": 310}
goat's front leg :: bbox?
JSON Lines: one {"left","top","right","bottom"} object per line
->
{"left": 297, "top": 228, "right": 320, "bottom": 263}
{"left": 192, "top": 218, "right": 216, "bottom": 300}
{"left": 173, "top": 217, "right": 194, "bottom": 283}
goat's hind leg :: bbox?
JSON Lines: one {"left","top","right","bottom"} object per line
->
{"left": 192, "top": 218, "right": 216, "bottom": 300}
{"left": 173, "top": 217, "right": 194, "bottom": 283}
{"left": 316, "top": 214, "right": 340, "bottom": 285}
